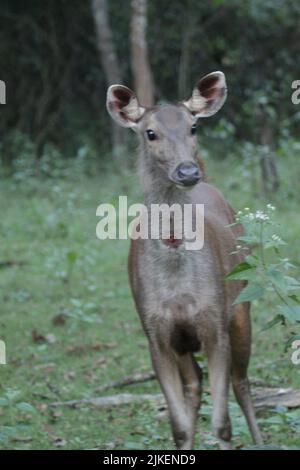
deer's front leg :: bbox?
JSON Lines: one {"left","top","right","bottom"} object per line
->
{"left": 149, "top": 342, "right": 196, "bottom": 450}
{"left": 177, "top": 353, "right": 202, "bottom": 439}
{"left": 205, "top": 333, "right": 232, "bottom": 450}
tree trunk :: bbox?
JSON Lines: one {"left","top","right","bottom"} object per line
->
{"left": 259, "top": 110, "right": 280, "bottom": 194}
{"left": 178, "top": 6, "right": 197, "bottom": 99}
{"left": 130, "top": 0, "right": 155, "bottom": 107}
{"left": 91, "top": 0, "right": 125, "bottom": 159}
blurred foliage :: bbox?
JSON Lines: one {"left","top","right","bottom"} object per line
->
{"left": 0, "top": 0, "right": 300, "bottom": 166}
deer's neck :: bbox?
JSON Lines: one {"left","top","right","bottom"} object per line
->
{"left": 138, "top": 152, "right": 192, "bottom": 208}
{"left": 144, "top": 183, "right": 191, "bottom": 208}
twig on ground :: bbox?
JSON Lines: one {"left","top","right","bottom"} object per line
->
{"left": 95, "top": 371, "right": 156, "bottom": 393}
{"left": 253, "top": 387, "right": 300, "bottom": 409}
{"left": 95, "top": 369, "right": 272, "bottom": 394}
{"left": 49, "top": 393, "right": 164, "bottom": 409}
{"left": 49, "top": 387, "right": 300, "bottom": 410}
{"left": 0, "top": 260, "right": 27, "bottom": 268}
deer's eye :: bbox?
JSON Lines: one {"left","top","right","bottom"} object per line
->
{"left": 146, "top": 129, "right": 157, "bottom": 141}
{"left": 191, "top": 124, "right": 197, "bottom": 135}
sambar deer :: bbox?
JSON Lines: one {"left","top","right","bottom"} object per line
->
{"left": 106, "top": 71, "right": 263, "bottom": 450}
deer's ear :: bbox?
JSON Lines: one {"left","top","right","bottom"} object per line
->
{"left": 183, "top": 71, "right": 227, "bottom": 118}
{"left": 106, "top": 85, "right": 145, "bottom": 129}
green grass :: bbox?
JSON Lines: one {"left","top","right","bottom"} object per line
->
{"left": 0, "top": 152, "right": 300, "bottom": 450}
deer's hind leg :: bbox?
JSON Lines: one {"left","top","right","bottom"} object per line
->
{"left": 230, "top": 303, "right": 263, "bottom": 445}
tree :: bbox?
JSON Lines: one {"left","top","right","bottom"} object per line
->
{"left": 91, "top": 0, "right": 125, "bottom": 158}
{"left": 177, "top": 3, "right": 198, "bottom": 99}
{"left": 130, "top": 0, "right": 154, "bottom": 107}
{"left": 257, "top": 104, "right": 280, "bottom": 194}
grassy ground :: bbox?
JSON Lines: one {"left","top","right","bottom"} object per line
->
{"left": 0, "top": 152, "right": 300, "bottom": 450}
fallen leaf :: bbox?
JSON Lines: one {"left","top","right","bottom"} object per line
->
{"left": 32, "top": 331, "right": 57, "bottom": 345}
{"left": 53, "top": 438, "right": 67, "bottom": 447}
{"left": 0, "top": 260, "right": 27, "bottom": 269}
{"left": 34, "top": 363, "right": 56, "bottom": 372}
{"left": 91, "top": 342, "right": 117, "bottom": 351}
{"left": 11, "top": 436, "right": 33, "bottom": 443}
{"left": 52, "top": 313, "right": 67, "bottom": 326}
{"left": 50, "top": 410, "right": 63, "bottom": 421}
{"left": 43, "top": 424, "right": 55, "bottom": 436}
{"left": 64, "top": 371, "right": 76, "bottom": 380}
{"left": 66, "top": 345, "right": 82, "bottom": 354}
{"left": 104, "top": 438, "right": 124, "bottom": 450}
{"left": 32, "top": 330, "right": 46, "bottom": 343}
{"left": 66, "top": 342, "right": 117, "bottom": 354}
{"left": 45, "top": 334, "right": 57, "bottom": 344}
{"left": 36, "top": 404, "right": 48, "bottom": 412}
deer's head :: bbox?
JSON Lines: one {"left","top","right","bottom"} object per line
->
{"left": 106, "top": 72, "right": 227, "bottom": 189}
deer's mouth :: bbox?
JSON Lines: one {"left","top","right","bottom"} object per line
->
{"left": 173, "top": 180, "right": 201, "bottom": 189}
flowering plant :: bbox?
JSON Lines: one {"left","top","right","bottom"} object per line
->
{"left": 226, "top": 204, "right": 300, "bottom": 345}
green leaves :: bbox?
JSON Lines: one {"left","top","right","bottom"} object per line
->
{"left": 227, "top": 261, "right": 266, "bottom": 304}
{"left": 266, "top": 268, "right": 300, "bottom": 293}
{"left": 261, "top": 314, "right": 284, "bottom": 331}
{"left": 2, "top": 389, "right": 21, "bottom": 403}
{"left": 15, "top": 403, "right": 36, "bottom": 414}
{"left": 66, "top": 250, "right": 78, "bottom": 266}
{"left": 226, "top": 261, "right": 256, "bottom": 281}
{"left": 236, "top": 234, "right": 258, "bottom": 244}
{"left": 233, "top": 282, "right": 265, "bottom": 305}
{"left": 278, "top": 305, "right": 300, "bottom": 323}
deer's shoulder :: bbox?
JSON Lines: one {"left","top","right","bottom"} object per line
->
{"left": 195, "top": 182, "right": 235, "bottom": 224}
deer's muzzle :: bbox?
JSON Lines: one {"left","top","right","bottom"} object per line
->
{"left": 172, "top": 162, "right": 202, "bottom": 187}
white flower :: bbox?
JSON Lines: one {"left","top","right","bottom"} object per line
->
{"left": 266, "top": 203, "right": 275, "bottom": 211}
{"left": 255, "top": 210, "right": 269, "bottom": 221}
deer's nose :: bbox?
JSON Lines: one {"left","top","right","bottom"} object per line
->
{"left": 174, "top": 162, "right": 201, "bottom": 186}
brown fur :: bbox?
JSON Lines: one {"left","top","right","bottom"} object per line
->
{"left": 107, "top": 73, "right": 262, "bottom": 450}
